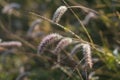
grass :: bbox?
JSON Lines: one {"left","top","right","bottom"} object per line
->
{"left": 0, "top": 0, "right": 120, "bottom": 80}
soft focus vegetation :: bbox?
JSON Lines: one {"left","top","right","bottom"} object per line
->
{"left": 0, "top": 0, "right": 120, "bottom": 80}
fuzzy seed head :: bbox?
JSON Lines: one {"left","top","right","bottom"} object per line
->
{"left": 38, "top": 33, "right": 63, "bottom": 54}
{"left": 53, "top": 37, "right": 72, "bottom": 54}
{"left": 82, "top": 43, "right": 92, "bottom": 69}
{"left": 0, "top": 41, "right": 22, "bottom": 47}
{"left": 31, "top": 19, "right": 41, "bottom": 28}
{"left": 27, "top": 19, "right": 42, "bottom": 37}
{"left": 52, "top": 6, "right": 67, "bottom": 23}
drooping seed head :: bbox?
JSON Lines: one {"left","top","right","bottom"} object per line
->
{"left": 53, "top": 37, "right": 72, "bottom": 54}
{"left": 30, "top": 19, "right": 41, "bottom": 30}
{"left": 81, "top": 43, "right": 92, "bottom": 69}
{"left": 52, "top": 6, "right": 67, "bottom": 23}
{"left": 37, "top": 33, "right": 63, "bottom": 54}
{"left": 2, "top": 3, "right": 20, "bottom": 15}
{"left": 27, "top": 19, "right": 42, "bottom": 37}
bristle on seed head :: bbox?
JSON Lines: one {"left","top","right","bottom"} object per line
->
{"left": 53, "top": 37, "right": 72, "bottom": 54}
{"left": 37, "top": 33, "right": 63, "bottom": 54}
{"left": 52, "top": 6, "right": 67, "bottom": 23}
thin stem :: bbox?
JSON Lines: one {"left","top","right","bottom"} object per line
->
{"left": 68, "top": 6, "right": 98, "bottom": 14}
{"left": 59, "top": 66, "right": 72, "bottom": 77}
{"left": 63, "top": 0, "right": 94, "bottom": 48}
{"left": 84, "top": 68, "right": 88, "bottom": 80}
{"left": 8, "top": 15, "right": 12, "bottom": 31}
{"left": 67, "top": 57, "right": 85, "bottom": 80}
{"left": 76, "top": 68, "right": 84, "bottom": 80}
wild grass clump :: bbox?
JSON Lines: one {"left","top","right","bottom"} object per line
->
{"left": 0, "top": 0, "right": 119, "bottom": 80}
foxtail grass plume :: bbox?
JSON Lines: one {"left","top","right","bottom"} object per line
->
{"left": 52, "top": 6, "right": 67, "bottom": 23}
{"left": 0, "top": 41, "right": 22, "bottom": 47}
{"left": 82, "top": 43, "right": 92, "bottom": 69}
{"left": 53, "top": 37, "right": 72, "bottom": 54}
{"left": 28, "top": 19, "right": 41, "bottom": 33}
{"left": 38, "top": 33, "right": 63, "bottom": 54}
{"left": 27, "top": 19, "right": 42, "bottom": 37}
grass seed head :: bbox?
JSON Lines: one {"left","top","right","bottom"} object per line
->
{"left": 52, "top": 6, "right": 67, "bottom": 23}
{"left": 37, "top": 33, "right": 63, "bottom": 54}
{"left": 0, "top": 41, "right": 22, "bottom": 47}
{"left": 82, "top": 43, "right": 92, "bottom": 69}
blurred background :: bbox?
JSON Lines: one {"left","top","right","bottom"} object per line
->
{"left": 0, "top": 0, "right": 120, "bottom": 80}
